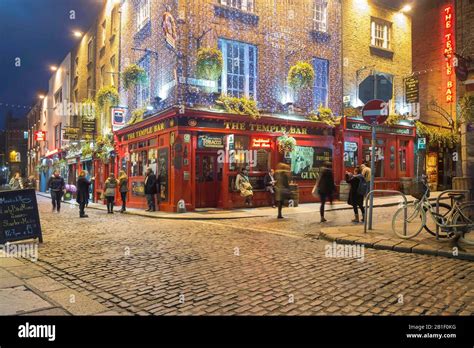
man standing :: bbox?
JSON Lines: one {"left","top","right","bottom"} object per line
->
{"left": 144, "top": 168, "right": 157, "bottom": 212}
{"left": 76, "top": 171, "right": 91, "bottom": 218}
{"left": 264, "top": 169, "right": 276, "bottom": 208}
{"left": 47, "top": 170, "right": 65, "bottom": 213}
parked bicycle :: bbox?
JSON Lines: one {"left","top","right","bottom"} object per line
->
{"left": 391, "top": 176, "right": 474, "bottom": 245}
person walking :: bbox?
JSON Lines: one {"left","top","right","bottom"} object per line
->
{"left": 235, "top": 167, "right": 253, "bottom": 207}
{"left": 104, "top": 173, "right": 118, "bottom": 214}
{"left": 47, "top": 170, "right": 65, "bottom": 213}
{"left": 9, "top": 172, "right": 23, "bottom": 190}
{"left": 118, "top": 170, "right": 129, "bottom": 213}
{"left": 345, "top": 167, "right": 366, "bottom": 223}
{"left": 316, "top": 161, "right": 336, "bottom": 223}
{"left": 274, "top": 163, "right": 291, "bottom": 219}
{"left": 144, "top": 168, "right": 157, "bottom": 212}
{"left": 264, "top": 169, "right": 276, "bottom": 208}
{"left": 76, "top": 171, "right": 91, "bottom": 218}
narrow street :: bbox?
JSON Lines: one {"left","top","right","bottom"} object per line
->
{"left": 18, "top": 195, "right": 474, "bottom": 316}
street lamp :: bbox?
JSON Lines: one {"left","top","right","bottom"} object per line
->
{"left": 400, "top": 4, "right": 412, "bottom": 13}
{"left": 50, "top": 65, "right": 58, "bottom": 72}
{"left": 38, "top": 94, "right": 45, "bottom": 100}
{"left": 73, "top": 30, "right": 83, "bottom": 38}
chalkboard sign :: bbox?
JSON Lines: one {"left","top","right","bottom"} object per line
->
{"left": 0, "top": 189, "right": 43, "bottom": 244}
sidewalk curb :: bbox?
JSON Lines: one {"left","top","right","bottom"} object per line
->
{"left": 319, "top": 229, "right": 474, "bottom": 261}
{"left": 36, "top": 192, "right": 447, "bottom": 221}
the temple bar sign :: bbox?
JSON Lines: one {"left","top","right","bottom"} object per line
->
{"left": 123, "top": 122, "right": 167, "bottom": 141}
{"left": 224, "top": 122, "right": 308, "bottom": 135}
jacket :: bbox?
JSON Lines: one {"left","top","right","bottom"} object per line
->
{"left": 345, "top": 173, "right": 364, "bottom": 207}
{"left": 235, "top": 173, "right": 253, "bottom": 197}
{"left": 119, "top": 177, "right": 129, "bottom": 193}
{"left": 317, "top": 168, "right": 336, "bottom": 195}
{"left": 144, "top": 174, "right": 157, "bottom": 194}
{"left": 264, "top": 173, "right": 275, "bottom": 187}
{"left": 9, "top": 177, "right": 23, "bottom": 190}
{"left": 48, "top": 176, "right": 65, "bottom": 192}
{"left": 104, "top": 178, "right": 117, "bottom": 197}
{"left": 76, "top": 176, "right": 91, "bottom": 204}
{"left": 274, "top": 170, "right": 291, "bottom": 202}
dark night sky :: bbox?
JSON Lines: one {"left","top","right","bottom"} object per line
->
{"left": 0, "top": 0, "right": 103, "bottom": 129}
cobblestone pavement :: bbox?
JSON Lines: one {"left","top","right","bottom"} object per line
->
{"left": 23, "top": 195, "right": 474, "bottom": 315}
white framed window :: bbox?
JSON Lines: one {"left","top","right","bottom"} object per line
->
{"left": 136, "top": 0, "right": 151, "bottom": 32}
{"left": 314, "top": 0, "right": 328, "bottom": 32}
{"left": 218, "top": 38, "right": 257, "bottom": 99}
{"left": 371, "top": 18, "right": 391, "bottom": 49}
{"left": 136, "top": 54, "right": 151, "bottom": 108}
{"left": 313, "top": 57, "right": 329, "bottom": 108}
{"left": 54, "top": 89, "right": 62, "bottom": 107}
{"left": 219, "top": 0, "right": 255, "bottom": 12}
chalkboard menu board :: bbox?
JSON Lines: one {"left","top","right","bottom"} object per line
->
{"left": 0, "top": 189, "right": 43, "bottom": 244}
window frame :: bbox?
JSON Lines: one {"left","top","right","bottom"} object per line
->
{"left": 313, "top": 57, "right": 329, "bottom": 108}
{"left": 218, "top": 38, "right": 258, "bottom": 99}
{"left": 219, "top": 0, "right": 255, "bottom": 13}
{"left": 136, "top": 0, "right": 151, "bottom": 32}
{"left": 136, "top": 54, "right": 151, "bottom": 109}
{"left": 313, "top": 0, "right": 328, "bottom": 32}
{"left": 87, "top": 39, "right": 94, "bottom": 63}
{"left": 371, "top": 18, "right": 391, "bottom": 50}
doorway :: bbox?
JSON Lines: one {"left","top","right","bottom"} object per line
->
{"left": 195, "top": 153, "right": 220, "bottom": 208}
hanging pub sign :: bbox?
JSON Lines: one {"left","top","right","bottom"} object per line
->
{"left": 34, "top": 130, "right": 46, "bottom": 142}
{"left": 112, "top": 107, "right": 127, "bottom": 131}
{"left": 405, "top": 76, "right": 419, "bottom": 103}
{"left": 163, "top": 12, "right": 177, "bottom": 50}
{"left": 63, "top": 127, "right": 80, "bottom": 140}
{"left": 443, "top": 5, "right": 454, "bottom": 103}
{"left": 82, "top": 118, "right": 96, "bottom": 134}
{"left": 198, "top": 134, "right": 224, "bottom": 149}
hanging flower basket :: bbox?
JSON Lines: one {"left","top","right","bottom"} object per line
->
{"left": 122, "top": 64, "right": 147, "bottom": 89}
{"left": 288, "top": 62, "right": 315, "bottom": 92}
{"left": 277, "top": 135, "right": 297, "bottom": 153}
{"left": 96, "top": 86, "right": 119, "bottom": 115}
{"left": 196, "top": 47, "right": 223, "bottom": 81}
{"left": 307, "top": 105, "right": 337, "bottom": 127}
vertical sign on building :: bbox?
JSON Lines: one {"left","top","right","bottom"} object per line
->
{"left": 443, "top": 5, "right": 454, "bottom": 104}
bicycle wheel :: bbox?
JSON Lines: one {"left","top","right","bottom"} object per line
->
{"left": 424, "top": 202, "right": 453, "bottom": 238}
{"left": 392, "top": 202, "right": 426, "bottom": 239}
{"left": 452, "top": 203, "right": 474, "bottom": 245}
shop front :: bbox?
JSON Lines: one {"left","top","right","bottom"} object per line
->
{"left": 115, "top": 108, "right": 337, "bottom": 212}
{"left": 340, "top": 117, "right": 416, "bottom": 191}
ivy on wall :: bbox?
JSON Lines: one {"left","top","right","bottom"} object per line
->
{"left": 415, "top": 121, "right": 459, "bottom": 148}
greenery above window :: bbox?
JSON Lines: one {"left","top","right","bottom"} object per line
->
{"left": 128, "top": 108, "right": 147, "bottom": 125}
{"left": 196, "top": 47, "right": 223, "bottom": 81}
{"left": 216, "top": 95, "right": 260, "bottom": 120}
{"left": 122, "top": 64, "right": 147, "bottom": 89}
{"left": 415, "top": 121, "right": 459, "bottom": 148}
{"left": 288, "top": 62, "right": 315, "bottom": 92}
{"left": 307, "top": 105, "right": 337, "bottom": 127}
{"left": 459, "top": 94, "right": 474, "bottom": 123}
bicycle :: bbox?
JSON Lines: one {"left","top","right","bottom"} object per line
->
{"left": 391, "top": 177, "right": 474, "bottom": 245}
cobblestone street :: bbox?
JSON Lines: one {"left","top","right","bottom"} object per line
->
{"left": 13, "top": 195, "right": 474, "bottom": 315}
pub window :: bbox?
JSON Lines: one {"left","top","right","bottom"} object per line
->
{"left": 218, "top": 39, "right": 257, "bottom": 99}
{"left": 130, "top": 147, "right": 157, "bottom": 177}
{"left": 230, "top": 135, "right": 250, "bottom": 172}
{"left": 371, "top": 18, "right": 391, "bottom": 49}
{"left": 363, "top": 138, "right": 385, "bottom": 177}
{"left": 136, "top": 0, "right": 151, "bottom": 32}
{"left": 314, "top": 0, "right": 328, "bottom": 32}
{"left": 54, "top": 88, "right": 62, "bottom": 107}
{"left": 219, "top": 0, "right": 255, "bottom": 12}
{"left": 399, "top": 140, "right": 409, "bottom": 173}
{"left": 313, "top": 57, "right": 329, "bottom": 108}
{"left": 253, "top": 149, "right": 270, "bottom": 172}
{"left": 344, "top": 141, "right": 358, "bottom": 168}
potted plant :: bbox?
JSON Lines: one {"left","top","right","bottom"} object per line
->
{"left": 277, "top": 134, "right": 297, "bottom": 153}
{"left": 288, "top": 62, "right": 315, "bottom": 92}
{"left": 96, "top": 85, "right": 119, "bottom": 116}
{"left": 122, "top": 64, "right": 147, "bottom": 89}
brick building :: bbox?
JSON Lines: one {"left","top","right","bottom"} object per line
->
{"left": 340, "top": 0, "right": 415, "bottom": 191}
{"left": 116, "top": 0, "right": 343, "bottom": 211}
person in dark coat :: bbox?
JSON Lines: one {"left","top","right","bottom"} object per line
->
{"left": 316, "top": 162, "right": 336, "bottom": 223}
{"left": 345, "top": 167, "right": 366, "bottom": 223}
{"left": 144, "top": 168, "right": 157, "bottom": 212}
{"left": 264, "top": 169, "right": 276, "bottom": 208}
{"left": 274, "top": 163, "right": 291, "bottom": 219}
{"left": 47, "top": 170, "right": 65, "bottom": 213}
{"left": 76, "top": 170, "right": 91, "bottom": 218}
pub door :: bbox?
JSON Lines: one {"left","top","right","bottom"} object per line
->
{"left": 195, "top": 153, "right": 219, "bottom": 208}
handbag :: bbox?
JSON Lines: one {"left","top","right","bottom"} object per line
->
{"left": 100, "top": 191, "right": 105, "bottom": 200}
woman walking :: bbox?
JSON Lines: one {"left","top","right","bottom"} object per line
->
{"left": 235, "top": 167, "right": 253, "bottom": 206}
{"left": 345, "top": 167, "right": 366, "bottom": 223}
{"left": 76, "top": 171, "right": 91, "bottom": 218}
{"left": 118, "top": 170, "right": 129, "bottom": 213}
{"left": 104, "top": 173, "right": 118, "bottom": 214}
{"left": 316, "top": 162, "right": 336, "bottom": 223}
{"left": 274, "top": 163, "right": 291, "bottom": 219}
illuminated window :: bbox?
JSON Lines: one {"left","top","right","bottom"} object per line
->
{"left": 313, "top": 57, "right": 329, "bottom": 108}
{"left": 220, "top": 0, "right": 255, "bottom": 12}
{"left": 218, "top": 39, "right": 257, "bottom": 99}
{"left": 136, "top": 54, "right": 151, "bottom": 108}
{"left": 314, "top": 0, "right": 328, "bottom": 32}
{"left": 371, "top": 18, "right": 391, "bottom": 49}
{"left": 136, "top": 0, "right": 150, "bottom": 32}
